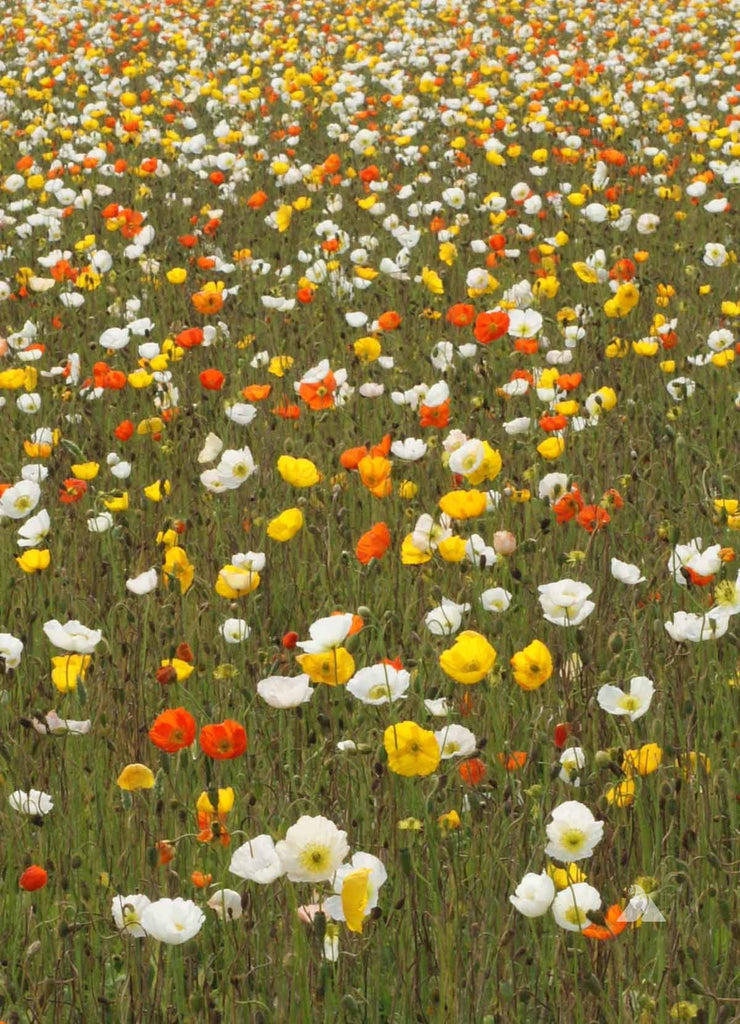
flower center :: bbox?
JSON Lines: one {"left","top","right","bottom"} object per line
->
{"left": 618, "top": 695, "right": 641, "bottom": 712}
{"left": 368, "top": 684, "right": 389, "bottom": 701}
{"left": 561, "top": 828, "right": 586, "bottom": 852}
{"left": 299, "top": 843, "right": 330, "bottom": 874}
{"left": 564, "top": 905, "right": 587, "bottom": 926}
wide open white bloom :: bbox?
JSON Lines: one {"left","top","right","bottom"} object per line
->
{"left": 552, "top": 883, "right": 602, "bottom": 932}
{"left": 276, "top": 815, "right": 349, "bottom": 883}
{"left": 346, "top": 663, "right": 409, "bottom": 705}
{"left": 538, "top": 579, "right": 595, "bottom": 627}
{"left": 140, "top": 898, "right": 205, "bottom": 944}
{"left": 545, "top": 801, "right": 603, "bottom": 862}
{"left": 597, "top": 676, "right": 654, "bottom": 721}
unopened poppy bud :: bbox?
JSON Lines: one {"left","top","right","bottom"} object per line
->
{"left": 493, "top": 530, "right": 516, "bottom": 555}
{"left": 356, "top": 606, "right": 372, "bottom": 618}
{"left": 608, "top": 631, "right": 624, "bottom": 653}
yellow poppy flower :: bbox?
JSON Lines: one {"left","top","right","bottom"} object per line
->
{"left": 384, "top": 721, "right": 441, "bottom": 777}
{"left": 296, "top": 648, "right": 355, "bottom": 686}
{"left": 439, "top": 631, "right": 497, "bottom": 685}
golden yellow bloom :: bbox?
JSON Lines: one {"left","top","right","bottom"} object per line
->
{"left": 166, "top": 267, "right": 187, "bottom": 284}
{"left": 547, "top": 863, "right": 587, "bottom": 890}
{"left": 71, "top": 462, "right": 99, "bottom": 480}
{"left": 537, "top": 437, "right": 565, "bottom": 460}
{"left": 277, "top": 456, "right": 320, "bottom": 488}
{"left": 438, "top": 489, "right": 487, "bottom": 520}
{"left": 606, "top": 776, "right": 636, "bottom": 808}
{"left": 400, "top": 534, "right": 432, "bottom": 565}
{"left": 51, "top": 654, "right": 90, "bottom": 693}
{"left": 510, "top": 640, "right": 553, "bottom": 691}
{"left": 296, "top": 647, "right": 355, "bottom": 686}
{"left": 144, "top": 479, "right": 171, "bottom": 502}
{"left": 117, "top": 764, "right": 155, "bottom": 791}
{"left": 353, "top": 336, "right": 381, "bottom": 362}
{"left": 159, "top": 658, "right": 194, "bottom": 682}
{"left": 16, "top": 549, "right": 51, "bottom": 574}
{"left": 623, "top": 742, "right": 662, "bottom": 776}
{"left": 267, "top": 508, "right": 304, "bottom": 541}
{"left": 163, "top": 546, "right": 194, "bottom": 594}
{"left": 439, "top": 631, "right": 497, "bottom": 685}
{"left": 268, "top": 355, "right": 294, "bottom": 377}
{"left": 384, "top": 721, "right": 441, "bottom": 776}
{"left": 342, "top": 868, "right": 372, "bottom": 933}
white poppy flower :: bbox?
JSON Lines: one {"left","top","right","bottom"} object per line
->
{"left": 257, "top": 674, "right": 314, "bottom": 708}
{"left": 140, "top": 898, "right": 205, "bottom": 944}
{"left": 510, "top": 872, "right": 555, "bottom": 918}
{"left": 275, "top": 816, "right": 349, "bottom": 883}
{"left": 545, "top": 800, "right": 603, "bottom": 862}
{"left": 597, "top": 677, "right": 654, "bottom": 721}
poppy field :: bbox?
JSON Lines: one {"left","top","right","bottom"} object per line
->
{"left": 1, "top": 0, "right": 740, "bottom": 1020}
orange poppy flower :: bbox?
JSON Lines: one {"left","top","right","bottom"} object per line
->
{"left": 446, "top": 303, "right": 476, "bottom": 327}
{"left": 191, "top": 290, "right": 224, "bottom": 315}
{"left": 176, "top": 327, "right": 204, "bottom": 349}
{"left": 489, "top": 233, "right": 506, "bottom": 251}
{"left": 556, "top": 372, "right": 582, "bottom": 391}
{"left": 196, "top": 256, "right": 216, "bottom": 270}
{"left": 429, "top": 216, "right": 446, "bottom": 233}
{"left": 191, "top": 871, "right": 213, "bottom": 887}
{"left": 553, "top": 487, "right": 584, "bottom": 524}
{"left": 474, "top": 310, "right": 509, "bottom": 344}
{"left": 341, "top": 445, "right": 369, "bottom": 470}
{"left": 496, "top": 751, "right": 528, "bottom": 770}
{"left": 272, "top": 401, "right": 301, "bottom": 419}
{"left": 358, "top": 164, "right": 380, "bottom": 183}
{"left": 459, "top": 758, "right": 486, "bottom": 786}
{"left": 199, "top": 368, "right": 225, "bottom": 390}
{"left": 246, "top": 190, "right": 268, "bottom": 208}
{"left": 178, "top": 234, "right": 198, "bottom": 248}
{"left": 377, "top": 310, "right": 401, "bottom": 331}
{"left": 242, "top": 384, "right": 272, "bottom": 401}
{"left": 419, "top": 400, "right": 450, "bottom": 429}
{"left": 576, "top": 505, "right": 611, "bottom": 533}
{"left": 539, "top": 414, "right": 569, "bottom": 433}
{"left": 114, "top": 420, "right": 134, "bottom": 441}
{"left": 682, "top": 567, "right": 714, "bottom": 587}
{"left": 296, "top": 287, "right": 315, "bottom": 304}
{"left": 59, "top": 479, "right": 87, "bottom": 504}
{"left": 583, "top": 904, "right": 628, "bottom": 940}
{"left": 357, "top": 456, "right": 392, "bottom": 498}
{"left": 356, "top": 522, "right": 391, "bottom": 564}
{"left": 156, "top": 841, "right": 175, "bottom": 865}
{"left": 199, "top": 720, "right": 247, "bottom": 760}
{"left": 149, "top": 708, "right": 196, "bottom": 753}
{"left": 514, "top": 338, "right": 539, "bottom": 354}
{"left": 298, "top": 371, "right": 336, "bottom": 410}
{"left": 19, "top": 865, "right": 48, "bottom": 891}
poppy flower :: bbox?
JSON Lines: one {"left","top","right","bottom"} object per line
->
{"left": 554, "top": 723, "right": 571, "bottom": 748}
{"left": 149, "top": 708, "right": 197, "bottom": 753}
{"left": 497, "top": 751, "right": 528, "bottom": 770}
{"left": 175, "top": 642, "right": 194, "bottom": 663}
{"left": 553, "top": 487, "right": 585, "bottom": 524}
{"left": 356, "top": 522, "right": 391, "bottom": 564}
{"left": 557, "top": 372, "right": 582, "bottom": 391}
{"left": 199, "top": 720, "right": 247, "bottom": 759}
{"left": 419, "top": 400, "right": 450, "bottom": 429}
{"left": 242, "top": 384, "right": 272, "bottom": 402}
{"left": 199, "top": 369, "right": 225, "bottom": 391}
{"left": 582, "top": 904, "right": 628, "bottom": 940}
{"left": 539, "top": 414, "right": 569, "bottom": 433}
{"left": 576, "top": 505, "right": 611, "bottom": 533}
{"left": 176, "top": 327, "right": 203, "bottom": 349}
{"left": 474, "top": 310, "right": 509, "bottom": 344}
{"left": 377, "top": 311, "right": 401, "bottom": 331}
{"left": 458, "top": 758, "right": 487, "bottom": 786}
{"left": 282, "top": 631, "right": 299, "bottom": 649}
{"left": 446, "top": 303, "right": 476, "bottom": 327}
{"left": 19, "top": 865, "right": 48, "bottom": 891}
{"left": 272, "top": 401, "right": 301, "bottom": 419}
{"left": 299, "top": 371, "right": 337, "bottom": 410}
{"left": 246, "top": 190, "right": 268, "bottom": 208}
{"left": 59, "top": 479, "right": 87, "bottom": 504}
{"left": 114, "top": 419, "right": 134, "bottom": 441}
{"left": 191, "top": 288, "right": 224, "bottom": 315}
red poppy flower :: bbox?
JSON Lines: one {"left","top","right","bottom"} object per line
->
{"left": 474, "top": 310, "right": 509, "bottom": 344}
{"left": 554, "top": 723, "right": 571, "bottom": 748}
{"left": 114, "top": 419, "right": 134, "bottom": 441}
{"left": 556, "top": 372, "right": 582, "bottom": 391}
{"left": 176, "top": 327, "right": 204, "bottom": 349}
{"left": 199, "top": 368, "right": 225, "bottom": 391}
{"left": 155, "top": 665, "right": 178, "bottom": 686}
{"left": 59, "top": 479, "right": 87, "bottom": 504}
{"left": 175, "top": 642, "right": 194, "bottom": 663}
{"left": 272, "top": 401, "right": 301, "bottom": 419}
{"left": 19, "top": 865, "right": 48, "bottom": 891}
{"left": 199, "top": 720, "right": 247, "bottom": 759}
{"left": 282, "top": 631, "right": 299, "bottom": 649}
{"left": 539, "top": 414, "right": 569, "bottom": 433}
{"left": 149, "top": 708, "right": 197, "bottom": 753}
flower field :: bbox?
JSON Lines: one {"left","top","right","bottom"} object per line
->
{"left": 1, "top": 0, "right": 739, "bottom": 1019}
